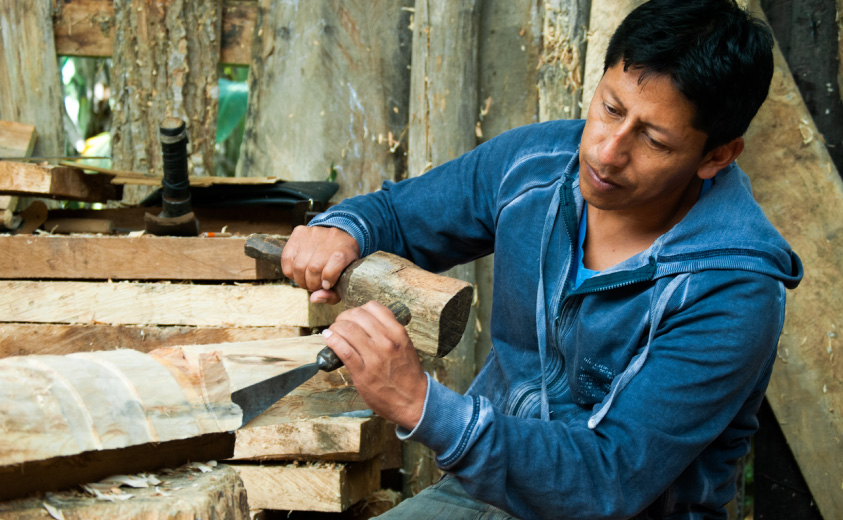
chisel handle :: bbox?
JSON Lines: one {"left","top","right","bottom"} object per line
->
{"left": 316, "top": 301, "right": 412, "bottom": 372}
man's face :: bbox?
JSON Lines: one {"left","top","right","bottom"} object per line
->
{"left": 579, "top": 64, "right": 712, "bottom": 219}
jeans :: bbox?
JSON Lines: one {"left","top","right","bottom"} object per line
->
{"left": 375, "top": 476, "right": 519, "bottom": 520}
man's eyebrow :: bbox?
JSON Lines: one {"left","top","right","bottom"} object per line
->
{"left": 603, "top": 83, "right": 681, "bottom": 142}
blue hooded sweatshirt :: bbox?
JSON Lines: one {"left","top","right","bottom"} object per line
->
{"left": 309, "top": 120, "right": 803, "bottom": 520}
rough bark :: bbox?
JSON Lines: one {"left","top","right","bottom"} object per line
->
{"left": 111, "top": 0, "right": 222, "bottom": 203}
{"left": 580, "top": 0, "right": 645, "bottom": 111}
{"left": 0, "top": 0, "right": 64, "bottom": 157}
{"left": 762, "top": 0, "right": 843, "bottom": 176}
{"left": 405, "top": 0, "right": 481, "bottom": 496}
{"left": 237, "top": 1, "right": 412, "bottom": 200}
{"left": 739, "top": 6, "right": 843, "bottom": 519}
{"left": 538, "top": 0, "right": 591, "bottom": 121}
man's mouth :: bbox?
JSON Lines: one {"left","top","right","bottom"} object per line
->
{"left": 585, "top": 162, "right": 620, "bottom": 191}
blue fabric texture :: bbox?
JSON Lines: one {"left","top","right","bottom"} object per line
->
{"left": 308, "top": 120, "right": 803, "bottom": 520}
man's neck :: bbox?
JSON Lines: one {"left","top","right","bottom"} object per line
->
{"left": 582, "top": 177, "right": 703, "bottom": 271}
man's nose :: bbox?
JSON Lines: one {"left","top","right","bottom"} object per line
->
{"left": 598, "top": 125, "right": 631, "bottom": 168}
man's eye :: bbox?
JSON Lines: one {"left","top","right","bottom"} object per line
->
{"left": 645, "top": 134, "right": 668, "bottom": 150}
{"left": 603, "top": 103, "right": 620, "bottom": 117}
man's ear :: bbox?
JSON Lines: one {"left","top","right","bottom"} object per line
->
{"left": 697, "top": 137, "right": 744, "bottom": 180}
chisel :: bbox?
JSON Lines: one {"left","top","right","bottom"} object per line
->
{"left": 231, "top": 301, "right": 411, "bottom": 426}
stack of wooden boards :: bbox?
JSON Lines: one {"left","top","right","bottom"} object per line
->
{"left": 0, "top": 228, "right": 406, "bottom": 517}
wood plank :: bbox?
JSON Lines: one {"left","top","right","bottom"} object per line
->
{"left": 736, "top": 5, "right": 843, "bottom": 518}
{"left": 237, "top": 1, "right": 411, "bottom": 199}
{"left": 112, "top": 0, "right": 222, "bottom": 204}
{"left": 0, "top": 335, "right": 384, "bottom": 499}
{"left": 0, "top": 1, "right": 64, "bottom": 157}
{"left": 0, "top": 162, "right": 120, "bottom": 202}
{"left": 233, "top": 458, "right": 381, "bottom": 512}
{"left": 0, "top": 323, "right": 305, "bottom": 359}
{"left": 0, "top": 235, "right": 267, "bottom": 281}
{"left": 53, "top": 0, "right": 256, "bottom": 66}
{"left": 46, "top": 206, "right": 295, "bottom": 236}
{"left": 0, "top": 461, "right": 248, "bottom": 519}
{"left": 0, "top": 281, "right": 342, "bottom": 328}
{"left": 61, "top": 160, "right": 283, "bottom": 186}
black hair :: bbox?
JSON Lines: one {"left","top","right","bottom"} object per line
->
{"left": 604, "top": 0, "right": 774, "bottom": 152}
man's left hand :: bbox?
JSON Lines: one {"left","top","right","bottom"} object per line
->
{"left": 322, "top": 301, "right": 427, "bottom": 430}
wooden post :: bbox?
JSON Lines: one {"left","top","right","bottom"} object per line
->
{"left": 476, "top": 0, "right": 542, "bottom": 368}
{"left": 111, "top": 0, "right": 222, "bottom": 204}
{"left": 838, "top": 0, "right": 843, "bottom": 104}
{"left": 405, "top": 0, "right": 481, "bottom": 496}
{"left": 736, "top": 6, "right": 843, "bottom": 518}
{"left": 236, "top": 1, "right": 412, "bottom": 200}
{"left": 538, "top": 0, "right": 591, "bottom": 121}
{"left": 580, "top": 0, "right": 645, "bottom": 111}
{"left": 0, "top": 1, "right": 64, "bottom": 158}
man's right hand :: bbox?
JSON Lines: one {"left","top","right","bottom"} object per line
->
{"left": 280, "top": 226, "right": 361, "bottom": 305}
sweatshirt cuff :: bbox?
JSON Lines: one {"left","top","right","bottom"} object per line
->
{"left": 396, "top": 373, "right": 480, "bottom": 469}
{"left": 307, "top": 211, "right": 372, "bottom": 256}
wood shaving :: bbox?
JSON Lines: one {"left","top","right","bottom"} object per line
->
{"left": 42, "top": 502, "right": 65, "bottom": 520}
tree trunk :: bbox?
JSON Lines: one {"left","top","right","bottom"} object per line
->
{"left": 404, "top": 0, "right": 481, "bottom": 496}
{"left": 475, "top": 0, "right": 542, "bottom": 368}
{"left": 739, "top": 5, "right": 843, "bottom": 519}
{"left": 237, "top": 0, "right": 412, "bottom": 201}
{"left": 0, "top": 0, "right": 64, "bottom": 157}
{"left": 580, "top": 0, "right": 645, "bottom": 111}
{"left": 538, "top": 0, "right": 591, "bottom": 121}
{"left": 111, "top": 0, "right": 222, "bottom": 204}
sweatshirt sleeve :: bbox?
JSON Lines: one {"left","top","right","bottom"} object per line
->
{"left": 307, "top": 125, "right": 545, "bottom": 273}
{"left": 398, "top": 270, "right": 786, "bottom": 520}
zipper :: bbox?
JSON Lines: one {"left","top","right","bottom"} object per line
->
{"left": 515, "top": 180, "right": 657, "bottom": 418}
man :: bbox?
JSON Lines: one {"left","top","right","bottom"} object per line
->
{"left": 281, "top": 0, "right": 803, "bottom": 518}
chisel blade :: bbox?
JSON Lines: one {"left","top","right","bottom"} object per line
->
{"left": 231, "top": 362, "right": 320, "bottom": 427}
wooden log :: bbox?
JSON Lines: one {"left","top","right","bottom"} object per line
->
{"left": 736, "top": 6, "right": 843, "bottom": 519}
{"left": 46, "top": 206, "right": 295, "bottom": 236}
{"left": 0, "top": 1, "right": 64, "bottom": 158}
{"left": 0, "top": 347, "right": 241, "bottom": 499}
{"left": 0, "top": 162, "right": 120, "bottom": 202}
{"left": 538, "top": 0, "right": 591, "bottom": 121}
{"left": 0, "top": 463, "right": 249, "bottom": 520}
{"left": 0, "top": 323, "right": 305, "bottom": 359}
{"left": 53, "top": 0, "right": 255, "bottom": 66}
{"left": 0, "top": 235, "right": 268, "bottom": 281}
{"left": 111, "top": 0, "right": 222, "bottom": 204}
{"left": 0, "top": 281, "right": 341, "bottom": 328}
{"left": 580, "top": 0, "right": 645, "bottom": 111}
{"left": 406, "top": 0, "right": 481, "bottom": 496}
{"left": 233, "top": 458, "right": 381, "bottom": 512}
{"left": 237, "top": 1, "right": 411, "bottom": 199}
